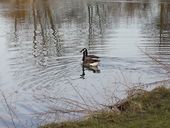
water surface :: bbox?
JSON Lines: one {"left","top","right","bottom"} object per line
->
{"left": 0, "top": 0, "right": 170, "bottom": 127}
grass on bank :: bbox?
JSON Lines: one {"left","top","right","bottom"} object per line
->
{"left": 40, "top": 86, "right": 170, "bottom": 128}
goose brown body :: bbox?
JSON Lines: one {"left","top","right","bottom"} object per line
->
{"left": 80, "top": 48, "right": 100, "bottom": 66}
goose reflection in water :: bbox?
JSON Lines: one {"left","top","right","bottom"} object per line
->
{"left": 80, "top": 65, "right": 100, "bottom": 79}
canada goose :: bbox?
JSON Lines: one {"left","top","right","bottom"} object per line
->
{"left": 80, "top": 48, "right": 100, "bottom": 66}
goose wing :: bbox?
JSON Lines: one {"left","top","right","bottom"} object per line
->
{"left": 87, "top": 55, "right": 99, "bottom": 58}
{"left": 84, "top": 57, "right": 100, "bottom": 63}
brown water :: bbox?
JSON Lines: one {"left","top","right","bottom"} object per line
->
{"left": 0, "top": 0, "right": 170, "bottom": 127}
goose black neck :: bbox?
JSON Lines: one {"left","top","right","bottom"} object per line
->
{"left": 84, "top": 49, "right": 88, "bottom": 56}
{"left": 82, "top": 50, "right": 88, "bottom": 61}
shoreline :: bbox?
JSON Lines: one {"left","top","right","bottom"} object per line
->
{"left": 40, "top": 86, "right": 170, "bottom": 128}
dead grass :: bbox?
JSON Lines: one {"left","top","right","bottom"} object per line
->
{"left": 40, "top": 86, "right": 170, "bottom": 128}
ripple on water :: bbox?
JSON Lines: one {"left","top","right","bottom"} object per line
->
{"left": 0, "top": 0, "right": 170, "bottom": 127}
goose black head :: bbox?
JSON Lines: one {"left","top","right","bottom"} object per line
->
{"left": 80, "top": 48, "right": 88, "bottom": 56}
{"left": 80, "top": 48, "right": 87, "bottom": 53}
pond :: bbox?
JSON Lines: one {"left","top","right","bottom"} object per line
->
{"left": 0, "top": 0, "right": 170, "bottom": 127}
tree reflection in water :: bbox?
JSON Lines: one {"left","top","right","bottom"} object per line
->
{"left": 32, "top": 0, "right": 63, "bottom": 66}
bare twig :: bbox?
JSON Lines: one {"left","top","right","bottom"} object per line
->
{"left": 0, "top": 91, "right": 17, "bottom": 128}
{"left": 138, "top": 47, "right": 170, "bottom": 72}
{"left": 66, "top": 79, "right": 92, "bottom": 113}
